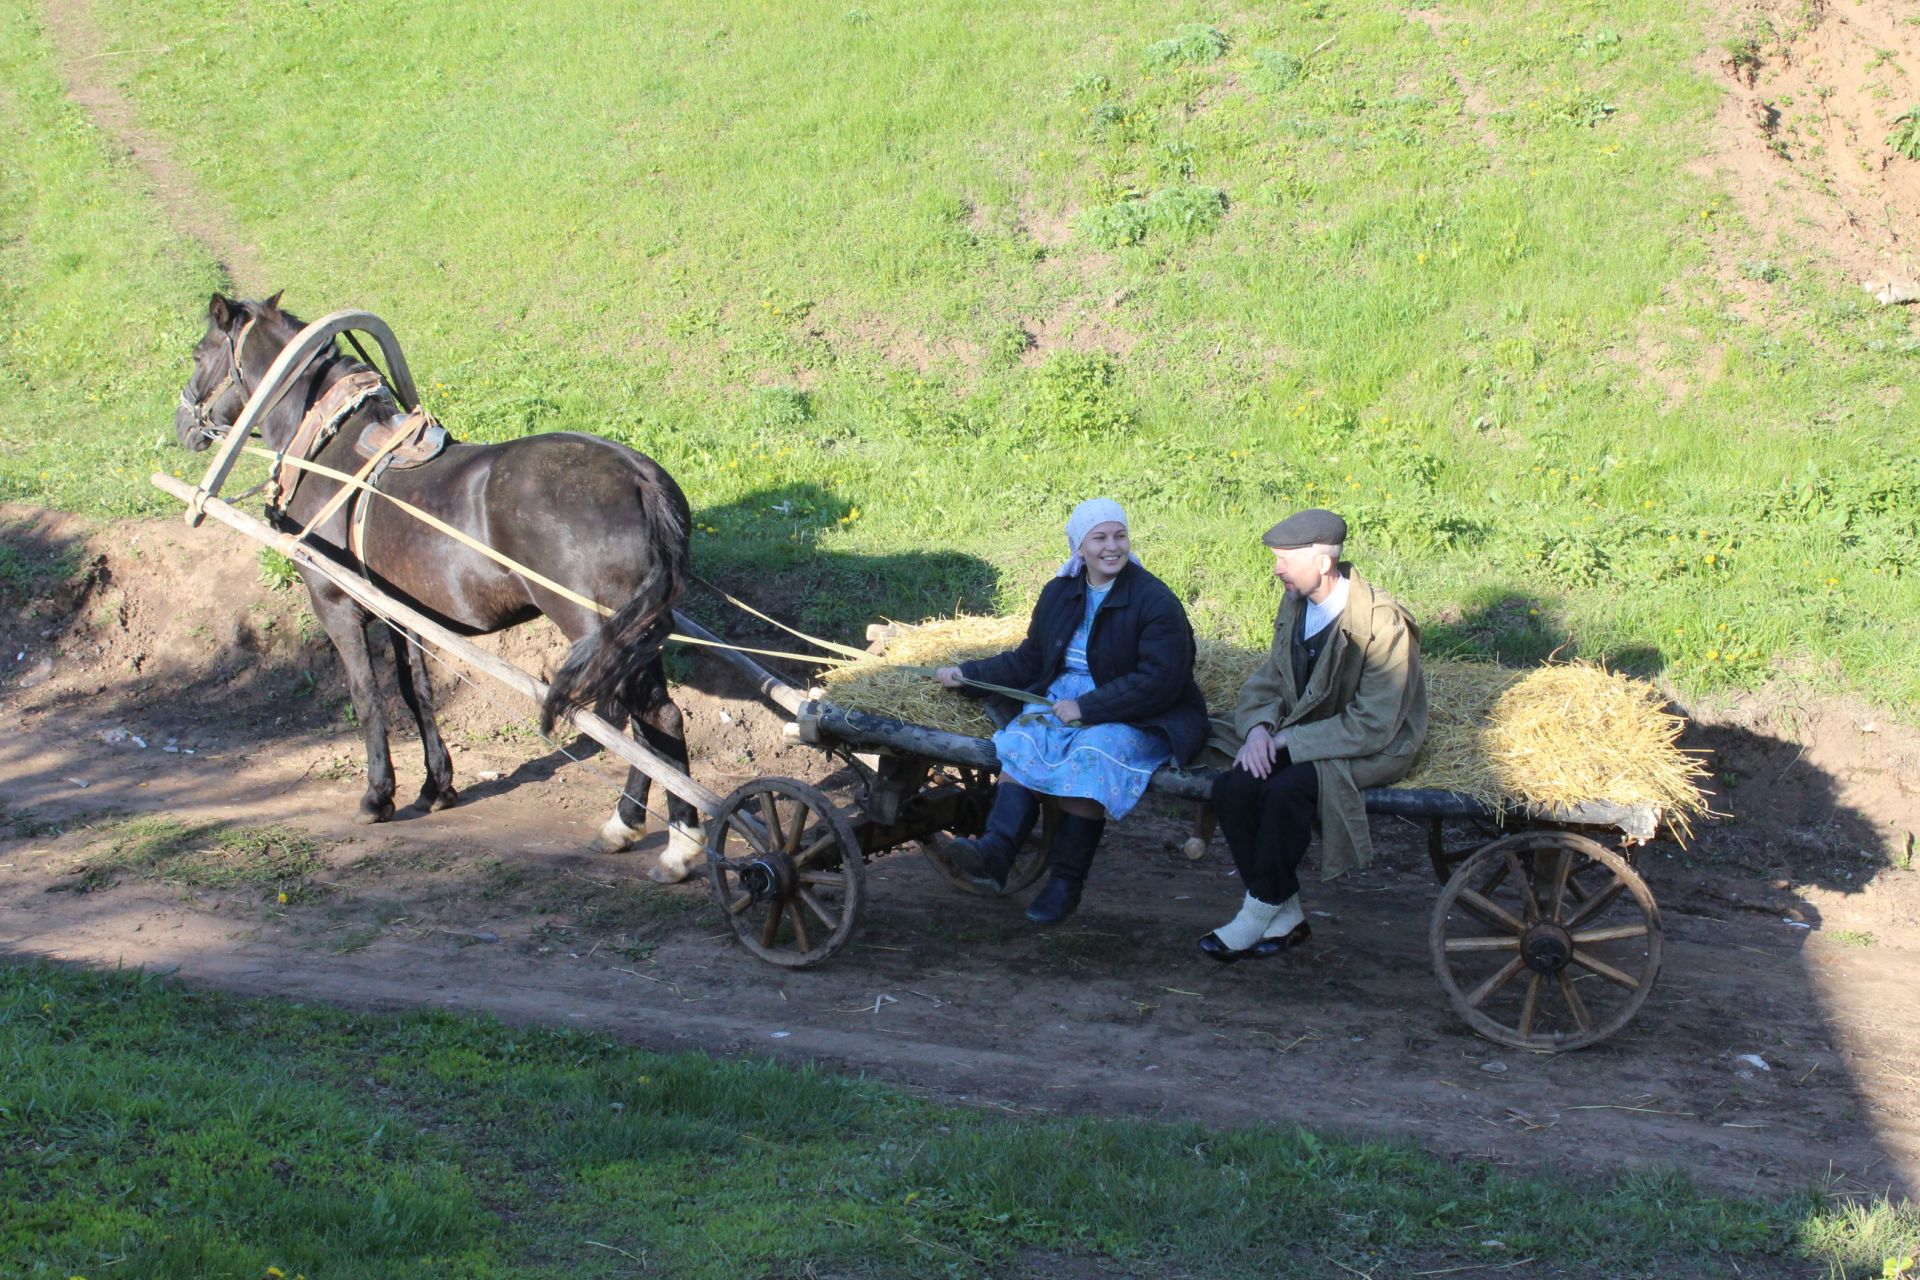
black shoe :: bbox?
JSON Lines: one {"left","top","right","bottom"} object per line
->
{"left": 1025, "top": 810, "right": 1105, "bottom": 925}
{"left": 950, "top": 780, "right": 1040, "bottom": 891}
{"left": 1197, "top": 921, "right": 1311, "bottom": 964}
{"left": 945, "top": 835, "right": 1014, "bottom": 891}
{"left": 1251, "top": 921, "right": 1312, "bottom": 956}
{"left": 1025, "top": 874, "right": 1083, "bottom": 925}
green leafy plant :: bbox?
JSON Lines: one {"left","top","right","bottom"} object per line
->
{"left": 257, "top": 547, "right": 299, "bottom": 592}
{"left": 1079, "top": 184, "right": 1225, "bottom": 247}
{"left": 1887, "top": 106, "right": 1920, "bottom": 160}
{"left": 1029, "top": 352, "right": 1133, "bottom": 440}
{"left": 1143, "top": 24, "right": 1228, "bottom": 70}
{"left": 1248, "top": 49, "right": 1304, "bottom": 92}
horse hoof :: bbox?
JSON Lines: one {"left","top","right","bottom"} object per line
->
{"left": 592, "top": 816, "right": 643, "bottom": 855}
{"left": 354, "top": 800, "right": 394, "bottom": 825}
{"left": 421, "top": 785, "right": 459, "bottom": 813}
{"left": 648, "top": 861, "right": 695, "bottom": 884}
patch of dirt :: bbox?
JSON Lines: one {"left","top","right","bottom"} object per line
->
{"left": 4, "top": 508, "right": 1918, "bottom": 1208}
{"left": 40, "top": 0, "right": 266, "bottom": 293}
{"left": 1700, "top": 0, "right": 1920, "bottom": 294}
{"left": 1017, "top": 293, "right": 1142, "bottom": 366}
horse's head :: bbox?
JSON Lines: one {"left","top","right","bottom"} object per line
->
{"left": 174, "top": 291, "right": 298, "bottom": 451}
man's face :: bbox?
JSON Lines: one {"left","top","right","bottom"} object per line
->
{"left": 1271, "top": 545, "right": 1330, "bottom": 597}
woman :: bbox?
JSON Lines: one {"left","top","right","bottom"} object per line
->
{"left": 934, "top": 498, "right": 1208, "bottom": 925}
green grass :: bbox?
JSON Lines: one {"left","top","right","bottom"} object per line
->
{"left": 1, "top": 0, "right": 1916, "bottom": 711}
{"left": 2, "top": 961, "right": 1913, "bottom": 1279}
{"left": 58, "top": 815, "right": 325, "bottom": 897}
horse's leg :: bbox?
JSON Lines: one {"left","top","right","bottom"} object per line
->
{"left": 628, "top": 659, "right": 703, "bottom": 884}
{"left": 589, "top": 696, "right": 647, "bottom": 854}
{"left": 304, "top": 576, "right": 396, "bottom": 824}
{"left": 386, "top": 625, "right": 458, "bottom": 812}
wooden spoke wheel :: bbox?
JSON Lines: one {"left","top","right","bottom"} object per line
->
{"left": 705, "top": 777, "right": 864, "bottom": 969}
{"left": 1430, "top": 831, "right": 1662, "bottom": 1052}
{"left": 918, "top": 831, "right": 1049, "bottom": 898}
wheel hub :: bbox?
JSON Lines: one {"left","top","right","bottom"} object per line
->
{"left": 736, "top": 853, "right": 796, "bottom": 904}
{"left": 1520, "top": 921, "right": 1574, "bottom": 974}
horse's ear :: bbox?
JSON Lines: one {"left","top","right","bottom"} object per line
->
{"left": 208, "top": 293, "right": 234, "bottom": 326}
{"left": 263, "top": 290, "right": 284, "bottom": 312}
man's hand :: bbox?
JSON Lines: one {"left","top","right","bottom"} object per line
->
{"left": 1235, "top": 725, "right": 1286, "bottom": 779}
{"left": 933, "top": 666, "right": 965, "bottom": 688}
{"left": 1052, "top": 698, "right": 1082, "bottom": 725}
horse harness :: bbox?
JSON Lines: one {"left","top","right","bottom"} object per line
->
{"left": 270, "top": 369, "right": 450, "bottom": 563}
{"left": 177, "top": 312, "right": 263, "bottom": 447}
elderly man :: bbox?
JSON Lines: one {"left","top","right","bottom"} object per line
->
{"left": 1198, "top": 508, "right": 1428, "bottom": 962}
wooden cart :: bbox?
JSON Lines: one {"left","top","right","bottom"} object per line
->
{"left": 162, "top": 309, "right": 1665, "bottom": 1056}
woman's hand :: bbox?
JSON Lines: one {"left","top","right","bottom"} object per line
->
{"left": 1052, "top": 698, "right": 1082, "bottom": 724}
{"left": 933, "top": 666, "right": 965, "bottom": 689}
{"left": 1235, "top": 725, "right": 1286, "bottom": 779}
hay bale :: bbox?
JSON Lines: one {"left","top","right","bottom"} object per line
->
{"left": 819, "top": 616, "right": 1705, "bottom": 825}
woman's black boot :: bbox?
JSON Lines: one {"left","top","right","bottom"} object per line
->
{"left": 945, "top": 780, "right": 1039, "bottom": 891}
{"left": 1026, "top": 812, "right": 1105, "bottom": 925}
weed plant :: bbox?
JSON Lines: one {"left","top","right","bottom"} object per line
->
{"left": 1, "top": 0, "right": 1917, "bottom": 710}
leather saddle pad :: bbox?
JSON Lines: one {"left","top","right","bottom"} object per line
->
{"left": 354, "top": 410, "right": 449, "bottom": 470}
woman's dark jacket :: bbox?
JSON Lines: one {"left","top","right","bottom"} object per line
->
{"left": 958, "top": 561, "right": 1210, "bottom": 764}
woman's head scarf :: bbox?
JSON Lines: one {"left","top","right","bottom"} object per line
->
{"left": 1057, "top": 497, "right": 1142, "bottom": 578}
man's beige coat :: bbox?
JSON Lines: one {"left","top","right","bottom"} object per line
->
{"left": 1207, "top": 568, "right": 1429, "bottom": 879}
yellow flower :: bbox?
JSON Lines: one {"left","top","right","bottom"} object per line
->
{"left": 267, "top": 1269, "right": 287, "bottom": 1279}
{"left": 276, "top": 892, "right": 288, "bottom": 906}
{"left": 1706, "top": 649, "right": 1720, "bottom": 661}
{"left": 1702, "top": 553, "right": 1716, "bottom": 564}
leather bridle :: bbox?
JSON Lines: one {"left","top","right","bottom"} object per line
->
{"left": 178, "top": 313, "right": 260, "bottom": 446}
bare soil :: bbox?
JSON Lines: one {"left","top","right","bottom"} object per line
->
{"left": 1702, "top": 0, "right": 1920, "bottom": 295}
{"left": 3, "top": 506, "right": 1916, "bottom": 1208}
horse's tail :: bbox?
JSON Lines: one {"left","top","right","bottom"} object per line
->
{"left": 539, "top": 486, "right": 688, "bottom": 738}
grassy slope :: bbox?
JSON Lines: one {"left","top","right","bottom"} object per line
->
{"left": 5, "top": 961, "right": 1913, "bottom": 1279}
{"left": 2, "top": 0, "right": 1916, "bottom": 707}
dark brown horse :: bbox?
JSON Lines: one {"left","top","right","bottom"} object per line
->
{"left": 175, "top": 293, "right": 704, "bottom": 880}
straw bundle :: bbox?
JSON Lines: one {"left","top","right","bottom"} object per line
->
{"left": 819, "top": 617, "right": 1705, "bottom": 824}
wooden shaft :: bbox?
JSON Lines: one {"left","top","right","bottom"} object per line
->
{"left": 671, "top": 610, "right": 811, "bottom": 717}
{"left": 153, "top": 472, "right": 724, "bottom": 818}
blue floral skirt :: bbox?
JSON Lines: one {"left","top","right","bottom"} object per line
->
{"left": 992, "top": 671, "right": 1173, "bottom": 821}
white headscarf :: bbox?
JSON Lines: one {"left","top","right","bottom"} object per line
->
{"left": 1056, "top": 496, "right": 1142, "bottom": 578}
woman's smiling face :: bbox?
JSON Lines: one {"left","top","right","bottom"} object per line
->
{"left": 1079, "top": 521, "right": 1130, "bottom": 586}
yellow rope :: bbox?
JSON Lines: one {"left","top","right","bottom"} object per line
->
{"left": 238, "top": 446, "right": 849, "bottom": 668}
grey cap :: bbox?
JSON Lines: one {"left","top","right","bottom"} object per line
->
{"left": 1261, "top": 508, "right": 1347, "bottom": 549}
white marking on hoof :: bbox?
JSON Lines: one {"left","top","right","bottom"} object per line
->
{"left": 591, "top": 813, "right": 644, "bottom": 854}
{"left": 649, "top": 823, "right": 705, "bottom": 883}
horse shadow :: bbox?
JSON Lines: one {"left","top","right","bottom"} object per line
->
{"left": 669, "top": 480, "right": 999, "bottom": 694}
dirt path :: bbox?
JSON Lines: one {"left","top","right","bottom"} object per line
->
{"left": 40, "top": 0, "right": 265, "bottom": 293}
{"left": 3, "top": 508, "right": 1916, "bottom": 1204}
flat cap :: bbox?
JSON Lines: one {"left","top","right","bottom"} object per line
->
{"left": 1262, "top": 507, "right": 1347, "bottom": 549}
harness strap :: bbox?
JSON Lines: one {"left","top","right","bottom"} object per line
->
{"left": 297, "top": 414, "right": 415, "bottom": 546}
{"left": 271, "top": 369, "right": 389, "bottom": 512}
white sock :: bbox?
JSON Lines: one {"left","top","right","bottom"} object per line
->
{"left": 1261, "top": 894, "right": 1305, "bottom": 939}
{"left": 1212, "top": 892, "right": 1283, "bottom": 950}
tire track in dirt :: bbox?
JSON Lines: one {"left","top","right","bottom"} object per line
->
{"left": 41, "top": 0, "right": 265, "bottom": 294}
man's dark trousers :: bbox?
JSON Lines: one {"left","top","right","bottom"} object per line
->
{"left": 1211, "top": 752, "right": 1320, "bottom": 904}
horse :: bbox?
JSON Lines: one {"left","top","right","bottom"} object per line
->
{"left": 174, "top": 292, "right": 705, "bottom": 882}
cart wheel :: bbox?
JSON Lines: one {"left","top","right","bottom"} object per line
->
{"left": 917, "top": 832, "right": 1049, "bottom": 898}
{"left": 705, "top": 777, "right": 864, "bottom": 968}
{"left": 1430, "top": 831, "right": 1661, "bottom": 1052}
